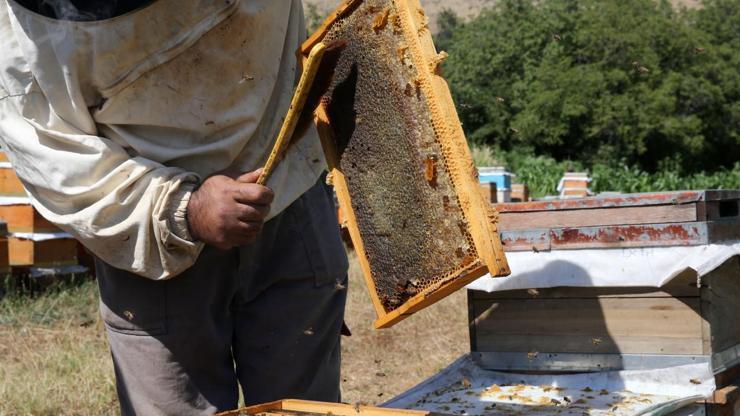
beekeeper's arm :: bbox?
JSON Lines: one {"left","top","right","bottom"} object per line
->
{"left": 0, "top": 84, "right": 272, "bottom": 280}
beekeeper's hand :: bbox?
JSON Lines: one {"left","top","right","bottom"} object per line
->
{"left": 186, "top": 169, "right": 274, "bottom": 249}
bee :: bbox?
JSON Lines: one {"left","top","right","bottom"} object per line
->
{"left": 430, "top": 51, "right": 448, "bottom": 74}
{"left": 373, "top": 8, "right": 390, "bottom": 32}
{"left": 632, "top": 60, "right": 649, "bottom": 75}
{"left": 390, "top": 13, "right": 402, "bottom": 34}
{"left": 396, "top": 45, "right": 408, "bottom": 61}
{"left": 424, "top": 154, "right": 438, "bottom": 187}
{"left": 455, "top": 247, "right": 465, "bottom": 258}
{"left": 418, "top": 15, "right": 430, "bottom": 33}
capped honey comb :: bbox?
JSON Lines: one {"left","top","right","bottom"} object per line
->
{"left": 302, "top": 0, "right": 510, "bottom": 328}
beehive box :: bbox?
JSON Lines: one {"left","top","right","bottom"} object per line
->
{"left": 303, "top": 0, "right": 509, "bottom": 328}
{"left": 496, "top": 190, "right": 740, "bottom": 251}
{"left": 469, "top": 190, "right": 740, "bottom": 389}
{"left": 510, "top": 183, "right": 529, "bottom": 203}
{"left": 217, "top": 399, "right": 446, "bottom": 416}
{"left": 477, "top": 182, "right": 497, "bottom": 204}
{"left": 8, "top": 234, "right": 78, "bottom": 267}
{"left": 0, "top": 201, "right": 60, "bottom": 233}
{"left": 0, "top": 152, "right": 80, "bottom": 268}
{"left": 0, "top": 159, "right": 26, "bottom": 196}
{"left": 557, "top": 172, "right": 591, "bottom": 199}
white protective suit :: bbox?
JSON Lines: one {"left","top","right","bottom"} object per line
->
{"left": 0, "top": 0, "right": 327, "bottom": 279}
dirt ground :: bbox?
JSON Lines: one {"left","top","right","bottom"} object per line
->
{"left": 0, "top": 250, "right": 470, "bottom": 414}
{"left": 340, "top": 250, "right": 470, "bottom": 405}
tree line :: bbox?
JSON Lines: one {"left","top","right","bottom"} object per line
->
{"left": 436, "top": 0, "right": 739, "bottom": 194}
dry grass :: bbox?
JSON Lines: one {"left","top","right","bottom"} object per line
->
{"left": 0, "top": 282, "right": 118, "bottom": 415}
{"left": 0, "top": 252, "right": 469, "bottom": 414}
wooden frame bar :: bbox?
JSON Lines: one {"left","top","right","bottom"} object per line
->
{"left": 217, "top": 399, "right": 442, "bottom": 415}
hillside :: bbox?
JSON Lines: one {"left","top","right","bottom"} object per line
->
{"left": 304, "top": 0, "right": 700, "bottom": 33}
{"left": 304, "top": 0, "right": 495, "bottom": 32}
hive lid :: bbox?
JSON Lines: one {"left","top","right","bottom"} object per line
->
{"left": 301, "top": 0, "right": 510, "bottom": 328}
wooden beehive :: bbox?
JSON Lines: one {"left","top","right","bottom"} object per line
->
{"left": 0, "top": 152, "right": 79, "bottom": 268}
{"left": 8, "top": 235, "right": 78, "bottom": 267}
{"left": 218, "top": 399, "right": 444, "bottom": 416}
{"left": 0, "top": 203, "right": 59, "bottom": 233}
{"left": 302, "top": 0, "right": 509, "bottom": 328}
{"left": 496, "top": 190, "right": 740, "bottom": 249}
{"left": 510, "top": 183, "right": 529, "bottom": 202}
{"left": 469, "top": 190, "right": 740, "bottom": 388}
{"left": 557, "top": 172, "right": 592, "bottom": 199}
{"left": 0, "top": 159, "right": 26, "bottom": 196}
{"left": 477, "top": 182, "right": 497, "bottom": 204}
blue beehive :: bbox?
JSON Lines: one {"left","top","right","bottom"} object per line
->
{"left": 478, "top": 167, "right": 513, "bottom": 191}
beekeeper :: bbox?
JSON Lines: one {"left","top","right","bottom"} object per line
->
{"left": 0, "top": 0, "right": 349, "bottom": 414}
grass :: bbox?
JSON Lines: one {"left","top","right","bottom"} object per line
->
{"left": 0, "top": 281, "right": 118, "bottom": 415}
{"left": 0, "top": 252, "right": 469, "bottom": 414}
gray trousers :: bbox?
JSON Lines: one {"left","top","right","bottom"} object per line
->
{"left": 95, "top": 179, "right": 349, "bottom": 415}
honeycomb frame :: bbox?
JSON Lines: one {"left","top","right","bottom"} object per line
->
{"left": 301, "top": 0, "right": 510, "bottom": 328}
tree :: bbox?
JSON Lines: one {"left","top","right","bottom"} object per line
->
{"left": 438, "top": 0, "right": 740, "bottom": 174}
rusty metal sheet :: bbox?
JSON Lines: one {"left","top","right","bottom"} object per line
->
{"left": 549, "top": 222, "right": 709, "bottom": 250}
{"left": 499, "top": 219, "right": 740, "bottom": 251}
{"left": 500, "top": 228, "right": 550, "bottom": 252}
